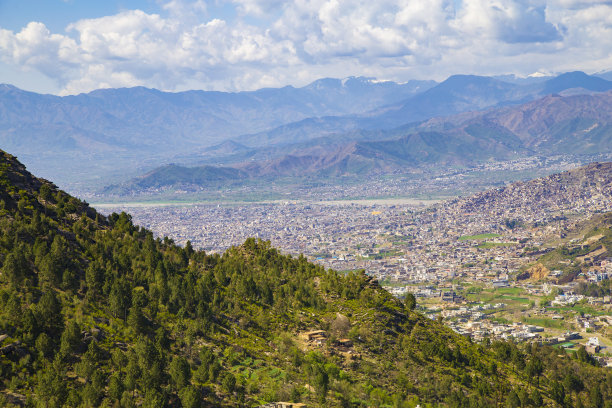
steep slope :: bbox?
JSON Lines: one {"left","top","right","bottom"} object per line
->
{"left": 0, "top": 78, "right": 433, "bottom": 152}
{"left": 2, "top": 150, "right": 610, "bottom": 407}
{"left": 415, "top": 89, "right": 612, "bottom": 157}
{"left": 541, "top": 71, "right": 612, "bottom": 95}
{"left": 236, "top": 74, "right": 530, "bottom": 147}
{"left": 476, "top": 92, "right": 612, "bottom": 154}
{"left": 531, "top": 212, "right": 612, "bottom": 283}
{"left": 110, "top": 86, "right": 612, "bottom": 195}
{"left": 445, "top": 162, "right": 612, "bottom": 219}
{"left": 105, "top": 164, "right": 248, "bottom": 194}
{"left": 370, "top": 75, "right": 529, "bottom": 128}
{"left": 237, "top": 142, "right": 402, "bottom": 178}
{"left": 110, "top": 127, "right": 528, "bottom": 193}
{"left": 4, "top": 72, "right": 612, "bottom": 191}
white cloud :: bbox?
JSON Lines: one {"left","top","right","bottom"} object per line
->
{"left": 62, "top": 64, "right": 145, "bottom": 95}
{"left": 0, "top": 22, "right": 78, "bottom": 79}
{"left": 551, "top": 0, "right": 612, "bottom": 9}
{"left": 231, "top": 0, "right": 286, "bottom": 16}
{"left": 163, "top": 0, "right": 207, "bottom": 15}
{"left": 454, "top": 0, "right": 562, "bottom": 44}
{"left": 0, "top": 0, "right": 611, "bottom": 94}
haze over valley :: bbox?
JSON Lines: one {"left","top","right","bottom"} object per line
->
{"left": 3, "top": 71, "right": 612, "bottom": 202}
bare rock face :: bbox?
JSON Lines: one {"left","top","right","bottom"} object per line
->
{"left": 527, "top": 263, "right": 550, "bottom": 281}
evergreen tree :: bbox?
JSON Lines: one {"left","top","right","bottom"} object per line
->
{"left": 109, "top": 278, "right": 131, "bottom": 320}
{"left": 589, "top": 384, "right": 603, "bottom": 408}
{"left": 2, "top": 250, "right": 28, "bottom": 287}
{"left": 505, "top": 390, "right": 520, "bottom": 408}
{"left": 59, "top": 320, "right": 82, "bottom": 357}
{"left": 404, "top": 293, "right": 417, "bottom": 311}
{"left": 37, "top": 289, "right": 64, "bottom": 336}
{"left": 550, "top": 380, "right": 566, "bottom": 405}
{"left": 169, "top": 356, "right": 191, "bottom": 390}
{"left": 180, "top": 385, "right": 202, "bottom": 408}
{"left": 127, "top": 304, "right": 147, "bottom": 335}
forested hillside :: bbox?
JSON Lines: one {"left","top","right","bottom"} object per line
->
{"left": 1, "top": 150, "right": 611, "bottom": 407}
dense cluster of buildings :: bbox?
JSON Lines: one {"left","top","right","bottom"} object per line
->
{"left": 97, "top": 157, "right": 612, "bottom": 364}
{"left": 100, "top": 181, "right": 611, "bottom": 294}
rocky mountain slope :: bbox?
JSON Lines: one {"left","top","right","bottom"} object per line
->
{"left": 420, "top": 90, "right": 612, "bottom": 155}
{"left": 526, "top": 212, "right": 612, "bottom": 283}
{"left": 441, "top": 162, "right": 612, "bottom": 223}
{"left": 233, "top": 72, "right": 612, "bottom": 149}
{"left": 112, "top": 89, "right": 612, "bottom": 194}
{"left": 251, "top": 87, "right": 612, "bottom": 175}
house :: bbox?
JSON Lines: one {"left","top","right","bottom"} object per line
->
{"left": 586, "top": 344, "right": 601, "bottom": 354}
{"left": 587, "top": 337, "right": 600, "bottom": 347}
{"left": 336, "top": 338, "right": 353, "bottom": 348}
{"left": 300, "top": 330, "right": 327, "bottom": 346}
{"left": 492, "top": 279, "right": 509, "bottom": 288}
{"left": 300, "top": 330, "right": 327, "bottom": 341}
{"left": 442, "top": 291, "right": 455, "bottom": 302}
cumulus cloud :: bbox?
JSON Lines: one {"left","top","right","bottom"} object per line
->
{"left": 0, "top": 22, "right": 78, "bottom": 79}
{"left": 0, "top": 0, "right": 610, "bottom": 94}
{"left": 455, "top": 0, "right": 561, "bottom": 43}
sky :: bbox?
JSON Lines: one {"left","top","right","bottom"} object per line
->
{"left": 0, "top": 0, "right": 611, "bottom": 95}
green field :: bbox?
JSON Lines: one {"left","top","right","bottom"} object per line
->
{"left": 466, "top": 286, "right": 530, "bottom": 304}
{"left": 459, "top": 233, "right": 501, "bottom": 241}
{"left": 501, "top": 295, "right": 531, "bottom": 303}
{"left": 548, "top": 305, "right": 608, "bottom": 316}
{"left": 495, "top": 287, "right": 525, "bottom": 295}
{"left": 477, "top": 242, "right": 516, "bottom": 249}
{"left": 522, "top": 317, "right": 566, "bottom": 330}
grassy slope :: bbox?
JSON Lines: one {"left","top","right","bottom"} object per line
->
{"left": 535, "top": 212, "right": 612, "bottom": 280}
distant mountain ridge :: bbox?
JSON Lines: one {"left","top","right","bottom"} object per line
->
{"left": 112, "top": 88, "right": 612, "bottom": 194}
{"left": 543, "top": 71, "right": 612, "bottom": 94}
{"left": 230, "top": 71, "right": 612, "bottom": 150}
{"left": 0, "top": 77, "right": 433, "bottom": 188}
{"left": 0, "top": 77, "right": 433, "bottom": 154}
{"left": 3, "top": 71, "right": 612, "bottom": 191}
{"left": 420, "top": 91, "right": 612, "bottom": 154}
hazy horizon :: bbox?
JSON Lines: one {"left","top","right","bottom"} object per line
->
{"left": 1, "top": 0, "right": 612, "bottom": 96}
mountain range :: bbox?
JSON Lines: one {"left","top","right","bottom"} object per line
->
{"left": 2, "top": 148, "right": 612, "bottom": 407}
{"left": 0, "top": 78, "right": 431, "bottom": 187}
{"left": 2, "top": 71, "right": 612, "bottom": 193}
{"left": 232, "top": 71, "right": 612, "bottom": 148}
{"left": 111, "top": 87, "right": 612, "bottom": 194}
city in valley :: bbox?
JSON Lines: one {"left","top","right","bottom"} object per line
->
{"left": 7, "top": 3, "right": 612, "bottom": 405}
{"left": 97, "top": 163, "right": 612, "bottom": 368}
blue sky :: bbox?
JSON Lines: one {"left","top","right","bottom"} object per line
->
{"left": 1, "top": 0, "right": 611, "bottom": 95}
{"left": 0, "top": 1, "right": 152, "bottom": 32}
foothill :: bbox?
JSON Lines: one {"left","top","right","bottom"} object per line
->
{"left": 100, "top": 162, "right": 612, "bottom": 368}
